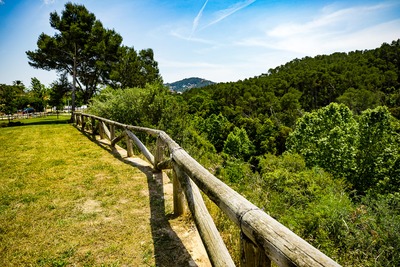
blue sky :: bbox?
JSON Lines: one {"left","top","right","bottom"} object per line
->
{"left": 1, "top": 0, "right": 399, "bottom": 88}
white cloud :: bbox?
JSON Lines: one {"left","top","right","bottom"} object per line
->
{"left": 268, "top": 3, "right": 391, "bottom": 38}
{"left": 0, "top": 0, "right": 4, "bottom": 5}
{"left": 160, "top": 59, "right": 222, "bottom": 69}
{"left": 43, "top": 0, "right": 55, "bottom": 5}
{"left": 170, "top": 29, "right": 217, "bottom": 45}
{"left": 237, "top": 3, "right": 400, "bottom": 55}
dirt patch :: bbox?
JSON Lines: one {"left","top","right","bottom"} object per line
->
{"left": 81, "top": 199, "right": 102, "bottom": 213}
{"left": 170, "top": 220, "right": 211, "bottom": 267}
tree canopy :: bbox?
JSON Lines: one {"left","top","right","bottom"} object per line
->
{"left": 26, "top": 2, "right": 161, "bottom": 108}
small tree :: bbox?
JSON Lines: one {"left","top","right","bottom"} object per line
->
{"left": 200, "top": 113, "right": 232, "bottom": 152}
{"left": 356, "top": 106, "right": 400, "bottom": 193}
{"left": 223, "top": 127, "right": 254, "bottom": 160}
{"left": 49, "top": 73, "right": 71, "bottom": 118}
{"left": 287, "top": 103, "right": 358, "bottom": 180}
{"left": 28, "top": 77, "right": 49, "bottom": 112}
{"left": 0, "top": 83, "right": 24, "bottom": 122}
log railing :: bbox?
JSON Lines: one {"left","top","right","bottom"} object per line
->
{"left": 74, "top": 112, "right": 341, "bottom": 267}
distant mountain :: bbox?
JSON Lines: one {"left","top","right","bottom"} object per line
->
{"left": 165, "top": 77, "right": 215, "bottom": 92}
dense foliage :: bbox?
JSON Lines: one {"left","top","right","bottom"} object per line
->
{"left": 0, "top": 82, "right": 25, "bottom": 118}
{"left": 0, "top": 79, "right": 53, "bottom": 118}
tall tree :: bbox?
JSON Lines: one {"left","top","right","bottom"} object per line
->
{"left": 26, "top": 2, "right": 122, "bottom": 112}
{"left": 109, "top": 46, "right": 140, "bottom": 89}
{"left": 138, "top": 48, "right": 162, "bottom": 87}
{"left": 109, "top": 46, "right": 162, "bottom": 89}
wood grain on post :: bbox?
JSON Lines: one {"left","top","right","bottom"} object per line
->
{"left": 241, "top": 232, "right": 271, "bottom": 267}
{"left": 173, "top": 164, "right": 235, "bottom": 267}
{"left": 111, "top": 131, "right": 126, "bottom": 147}
{"left": 110, "top": 124, "right": 115, "bottom": 141}
{"left": 171, "top": 168, "right": 186, "bottom": 216}
{"left": 101, "top": 121, "right": 111, "bottom": 140}
{"left": 75, "top": 113, "right": 80, "bottom": 126}
{"left": 98, "top": 120, "right": 105, "bottom": 139}
{"left": 126, "top": 130, "right": 154, "bottom": 165}
{"left": 81, "top": 115, "right": 86, "bottom": 131}
{"left": 154, "top": 136, "right": 165, "bottom": 172}
{"left": 125, "top": 130, "right": 134, "bottom": 157}
{"left": 91, "top": 117, "right": 96, "bottom": 138}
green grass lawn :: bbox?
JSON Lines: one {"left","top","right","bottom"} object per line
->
{"left": 0, "top": 116, "right": 156, "bottom": 266}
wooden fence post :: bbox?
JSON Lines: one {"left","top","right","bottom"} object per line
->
{"left": 125, "top": 130, "right": 155, "bottom": 165}
{"left": 75, "top": 113, "right": 79, "bottom": 126}
{"left": 101, "top": 122, "right": 111, "bottom": 140}
{"left": 125, "top": 131, "right": 134, "bottom": 157}
{"left": 171, "top": 168, "right": 186, "bottom": 216}
{"left": 241, "top": 232, "right": 271, "bottom": 267}
{"left": 99, "top": 121, "right": 105, "bottom": 139}
{"left": 81, "top": 115, "right": 86, "bottom": 131}
{"left": 110, "top": 124, "right": 115, "bottom": 145}
{"left": 91, "top": 117, "right": 96, "bottom": 138}
{"left": 173, "top": 164, "right": 235, "bottom": 267}
{"left": 154, "top": 136, "right": 164, "bottom": 172}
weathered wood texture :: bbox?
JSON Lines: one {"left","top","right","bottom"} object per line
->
{"left": 111, "top": 131, "right": 126, "bottom": 147}
{"left": 126, "top": 132, "right": 134, "bottom": 157}
{"left": 173, "top": 164, "right": 235, "bottom": 267}
{"left": 91, "top": 117, "right": 96, "bottom": 138}
{"left": 81, "top": 116, "right": 86, "bottom": 131}
{"left": 125, "top": 130, "right": 155, "bottom": 165}
{"left": 110, "top": 124, "right": 115, "bottom": 140}
{"left": 241, "top": 233, "right": 271, "bottom": 267}
{"left": 74, "top": 113, "right": 342, "bottom": 267}
{"left": 171, "top": 168, "right": 187, "bottom": 216}
{"left": 154, "top": 136, "right": 165, "bottom": 171}
{"left": 101, "top": 122, "right": 111, "bottom": 140}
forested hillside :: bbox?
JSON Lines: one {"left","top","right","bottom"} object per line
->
{"left": 88, "top": 40, "right": 400, "bottom": 266}
{"left": 185, "top": 39, "right": 400, "bottom": 121}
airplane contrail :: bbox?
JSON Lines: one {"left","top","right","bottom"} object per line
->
{"left": 191, "top": 0, "right": 209, "bottom": 38}
{"left": 201, "top": 0, "right": 256, "bottom": 30}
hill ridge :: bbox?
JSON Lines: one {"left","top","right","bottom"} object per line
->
{"left": 165, "top": 77, "right": 215, "bottom": 92}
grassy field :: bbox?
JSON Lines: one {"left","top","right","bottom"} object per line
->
{"left": 0, "top": 116, "right": 158, "bottom": 266}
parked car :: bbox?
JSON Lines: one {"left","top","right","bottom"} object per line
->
{"left": 23, "top": 108, "right": 35, "bottom": 114}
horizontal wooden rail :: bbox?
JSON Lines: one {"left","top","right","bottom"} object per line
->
{"left": 74, "top": 112, "right": 341, "bottom": 267}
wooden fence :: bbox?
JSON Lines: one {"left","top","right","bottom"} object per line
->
{"left": 0, "top": 112, "right": 48, "bottom": 121}
{"left": 74, "top": 112, "right": 341, "bottom": 267}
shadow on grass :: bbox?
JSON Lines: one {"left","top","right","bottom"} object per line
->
{"left": 78, "top": 129, "right": 198, "bottom": 267}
